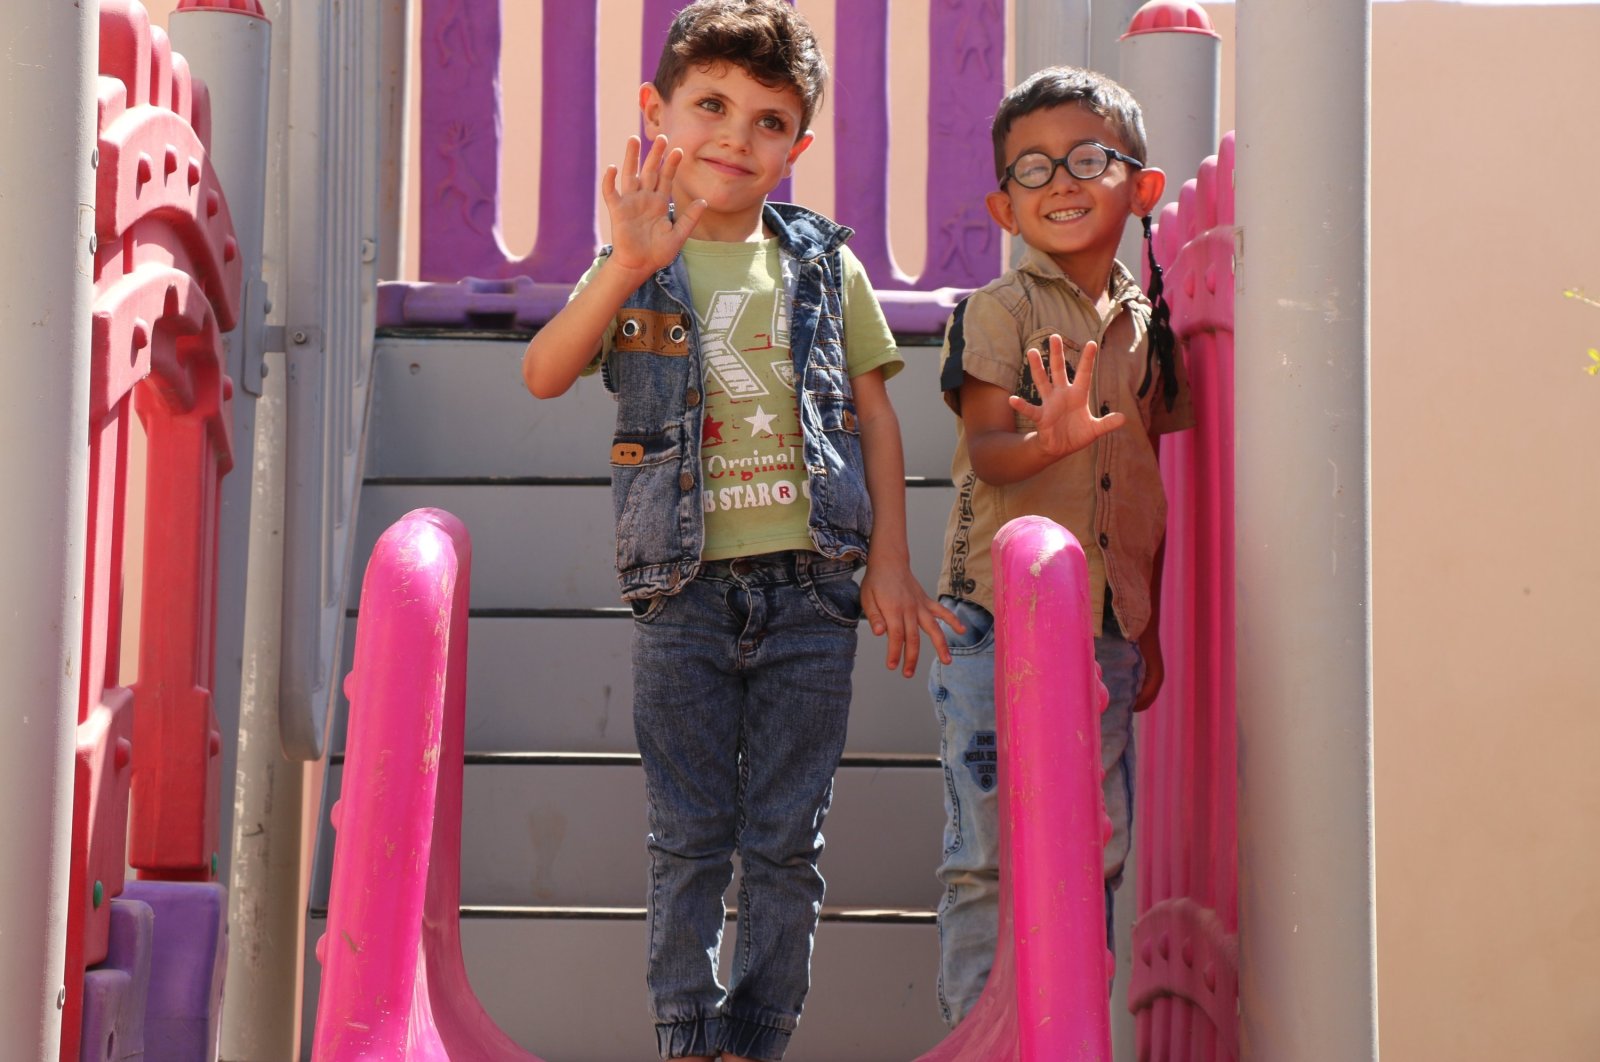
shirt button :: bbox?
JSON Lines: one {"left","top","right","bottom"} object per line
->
{"left": 1100, "top": 402, "right": 1111, "bottom": 416}
{"left": 686, "top": 387, "right": 701, "bottom": 407}
{"left": 1098, "top": 533, "right": 1110, "bottom": 548}
{"left": 679, "top": 471, "right": 695, "bottom": 491}
{"left": 1101, "top": 473, "right": 1112, "bottom": 490}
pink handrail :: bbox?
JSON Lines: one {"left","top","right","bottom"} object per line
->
{"left": 917, "top": 515, "right": 1113, "bottom": 1062}
{"left": 313, "top": 508, "right": 543, "bottom": 1061}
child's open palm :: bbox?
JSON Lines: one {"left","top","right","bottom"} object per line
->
{"left": 1009, "top": 335, "right": 1126, "bottom": 456}
{"left": 600, "top": 135, "right": 707, "bottom": 276}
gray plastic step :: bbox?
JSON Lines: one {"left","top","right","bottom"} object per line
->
{"left": 353, "top": 482, "right": 956, "bottom": 612}
{"left": 302, "top": 911, "right": 948, "bottom": 1061}
{"left": 310, "top": 761, "right": 944, "bottom": 911}
{"left": 331, "top": 615, "right": 942, "bottom": 757}
{"left": 366, "top": 335, "right": 956, "bottom": 482}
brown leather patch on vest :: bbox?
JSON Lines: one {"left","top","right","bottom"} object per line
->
{"left": 611, "top": 442, "right": 645, "bottom": 465}
{"left": 613, "top": 309, "right": 689, "bottom": 355}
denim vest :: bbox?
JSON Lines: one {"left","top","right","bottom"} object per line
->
{"left": 600, "top": 202, "right": 874, "bottom": 601}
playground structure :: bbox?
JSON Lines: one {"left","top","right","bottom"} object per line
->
{"left": 1, "top": 0, "right": 1386, "bottom": 1059}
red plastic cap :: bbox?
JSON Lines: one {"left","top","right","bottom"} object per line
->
{"left": 1122, "top": 0, "right": 1219, "bottom": 39}
{"left": 175, "top": 0, "right": 268, "bottom": 19}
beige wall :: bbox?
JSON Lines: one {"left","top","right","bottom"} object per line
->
{"left": 1211, "top": 4, "right": 1600, "bottom": 1058}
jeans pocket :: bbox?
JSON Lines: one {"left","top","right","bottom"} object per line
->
{"left": 629, "top": 593, "right": 670, "bottom": 624}
{"left": 939, "top": 596, "right": 996, "bottom": 655}
{"left": 805, "top": 569, "right": 863, "bottom": 629}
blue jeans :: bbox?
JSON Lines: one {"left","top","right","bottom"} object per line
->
{"left": 630, "top": 551, "right": 860, "bottom": 1061}
{"left": 927, "top": 595, "right": 1142, "bottom": 1027}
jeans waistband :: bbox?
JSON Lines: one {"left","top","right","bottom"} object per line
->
{"left": 698, "top": 549, "right": 856, "bottom": 586}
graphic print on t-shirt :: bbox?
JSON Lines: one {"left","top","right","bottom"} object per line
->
{"left": 693, "top": 247, "right": 812, "bottom": 560}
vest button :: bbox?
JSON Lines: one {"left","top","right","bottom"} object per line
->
{"left": 679, "top": 471, "right": 695, "bottom": 491}
{"left": 1101, "top": 473, "right": 1112, "bottom": 490}
{"left": 686, "top": 387, "right": 701, "bottom": 407}
{"left": 1100, "top": 402, "right": 1111, "bottom": 416}
{"left": 1098, "top": 533, "right": 1110, "bottom": 548}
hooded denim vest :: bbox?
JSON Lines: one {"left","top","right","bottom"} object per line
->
{"left": 600, "top": 202, "right": 874, "bottom": 601}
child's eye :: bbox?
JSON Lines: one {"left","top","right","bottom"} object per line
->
{"left": 759, "top": 115, "right": 787, "bottom": 132}
{"left": 697, "top": 98, "right": 723, "bottom": 113}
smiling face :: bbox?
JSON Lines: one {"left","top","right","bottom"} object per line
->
{"left": 986, "top": 103, "right": 1164, "bottom": 297}
{"left": 641, "top": 61, "right": 814, "bottom": 243}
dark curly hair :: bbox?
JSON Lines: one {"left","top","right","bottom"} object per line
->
{"left": 652, "top": 0, "right": 828, "bottom": 133}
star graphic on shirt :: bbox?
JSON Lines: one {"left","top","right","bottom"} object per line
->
{"left": 744, "top": 405, "right": 778, "bottom": 437}
{"left": 702, "top": 413, "right": 724, "bottom": 445}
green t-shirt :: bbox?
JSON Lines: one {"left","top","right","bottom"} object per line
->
{"left": 576, "top": 238, "right": 900, "bottom": 561}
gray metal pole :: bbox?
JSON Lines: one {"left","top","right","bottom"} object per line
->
{"left": 169, "top": 0, "right": 274, "bottom": 884}
{"left": 1234, "top": 2, "right": 1379, "bottom": 1059}
{"left": 0, "top": 3, "right": 97, "bottom": 1054}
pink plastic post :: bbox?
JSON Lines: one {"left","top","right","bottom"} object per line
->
{"left": 312, "top": 508, "right": 544, "bottom": 1060}
{"left": 917, "top": 515, "right": 1113, "bottom": 1062}
{"left": 1132, "top": 131, "right": 1240, "bottom": 1062}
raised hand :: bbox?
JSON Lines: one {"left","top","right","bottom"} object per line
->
{"left": 1008, "top": 335, "right": 1126, "bottom": 458}
{"left": 600, "top": 134, "right": 707, "bottom": 277}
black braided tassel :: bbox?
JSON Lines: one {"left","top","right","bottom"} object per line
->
{"left": 1143, "top": 213, "right": 1179, "bottom": 412}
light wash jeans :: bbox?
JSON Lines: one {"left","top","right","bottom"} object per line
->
{"left": 630, "top": 551, "right": 860, "bottom": 1061}
{"left": 928, "top": 594, "right": 1141, "bottom": 1027}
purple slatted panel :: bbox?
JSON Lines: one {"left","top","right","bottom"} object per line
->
{"left": 381, "top": 0, "right": 1004, "bottom": 334}
{"left": 1129, "top": 131, "right": 1239, "bottom": 1062}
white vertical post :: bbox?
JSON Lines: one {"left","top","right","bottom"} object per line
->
{"left": 169, "top": 0, "right": 273, "bottom": 883}
{"left": 0, "top": 3, "right": 97, "bottom": 1054}
{"left": 1115, "top": 4, "right": 1221, "bottom": 269}
{"left": 1235, "top": 2, "right": 1380, "bottom": 1059}
{"left": 1014, "top": 1, "right": 1091, "bottom": 79}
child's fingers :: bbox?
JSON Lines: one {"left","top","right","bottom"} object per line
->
{"left": 920, "top": 610, "right": 954, "bottom": 667}
{"left": 618, "top": 136, "right": 642, "bottom": 192}
{"left": 1024, "top": 345, "right": 1049, "bottom": 392}
{"left": 1072, "top": 339, "right": 1099, "bottom": 390}
{"left": 658, "top": 146, "right": 686, "bottom": 189}
{"left": 599, "top": 164, "right": 621, "bottom": 208}
{"left": 639, "top": 134, "right": 669, "bottom": 188}
{"left": 1092, "top": 410, "right": 1127, "bottom": 436}
{"left": 672, "top": 197, "right": 709, "bottom": 241}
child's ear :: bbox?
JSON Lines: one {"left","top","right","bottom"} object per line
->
{"left": 985, "top": 189, "right": 1019, "bottom": 235}
{"left": 1132, "top": 166, "right": 1167, "bottom": 218}
{"left": 783, "top": 130, "right": 816, "bottom": 176}
{"left": 640, "top": 82, "right": 663, "bottom": 136}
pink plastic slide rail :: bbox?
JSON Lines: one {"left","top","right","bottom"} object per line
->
{"left": 316, "top": 509, "right": 1114, "bottom": 1059}
{"left": 312, "top": 509, "right": 544, "bottom": 1061}
{"left": 916, "top": 516, "right": 1115, "bottom": 1062}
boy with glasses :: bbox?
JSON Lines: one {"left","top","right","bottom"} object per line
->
{"left": 521, "top": 2, "right": 956, "bottom": 1058}
{"left": 927, "top": 65, "right": 1194, "bottom": 1026}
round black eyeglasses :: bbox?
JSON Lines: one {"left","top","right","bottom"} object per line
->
{"left": 1001, "top": 142, "right": 1144, "bottom": 189}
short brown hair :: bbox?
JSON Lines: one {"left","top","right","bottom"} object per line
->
{"left": 652, "top": 0, "right": 827, "bottom": 133}
{"left": 991, "top": 66, "right": 1148, "bottom": 183}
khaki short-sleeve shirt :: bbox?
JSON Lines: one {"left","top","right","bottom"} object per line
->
{"left": 936, "top": 245, "right": 1194, "bottom": 639}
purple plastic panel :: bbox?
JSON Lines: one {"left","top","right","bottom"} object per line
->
{"left": 382, "top": 0, "right": 1005, "bottom": 334}
{"left": 121, "top": 881, "right": 227, "bottom": 1061}
{"left": 80, "top": 898, "right": 154, "bottom": 1062}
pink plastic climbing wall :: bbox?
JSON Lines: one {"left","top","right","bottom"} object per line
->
{"left": 67, "top": 0, "right": 242, "bottom": 1056}
{"left": 1132, "top": 131, "right": 1240, "bottom": 1062}
{"left": 313, "top": 508, "right": 545, "bottom": 1061}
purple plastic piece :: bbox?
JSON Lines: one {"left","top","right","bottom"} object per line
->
{"left": 387, "top": 0, "right": 1005, "bottom": 334}
{"left": 81, "top": 898, "right": 155, "bottom": 1061}
{"left": 121, "top": 881, "right": 227, "bottom": 1060}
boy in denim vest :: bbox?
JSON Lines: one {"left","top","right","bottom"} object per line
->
{"left": 521, "top": 3, "right": 956, "bottom": 1058}
{"left": 927, "top": 66, "right": 1194, "bottom": 1026}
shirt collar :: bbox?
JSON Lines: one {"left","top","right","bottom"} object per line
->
{"left": 1016, "top": 242, "right": 1149, "bottom": 310}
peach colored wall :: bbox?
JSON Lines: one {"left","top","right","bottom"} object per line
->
{"left": 1210, "top": 4, "right": 1600, "bottom": 1058}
